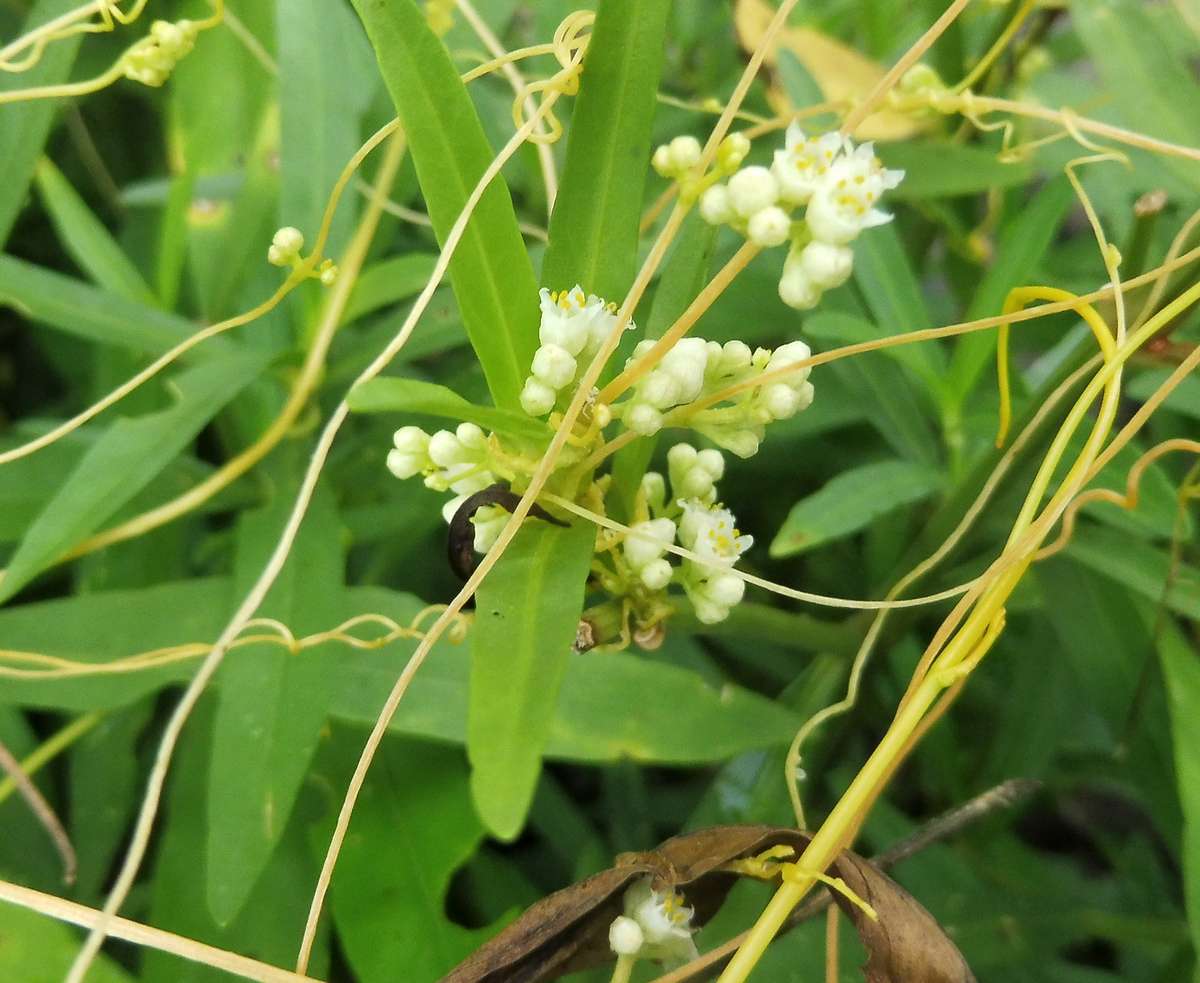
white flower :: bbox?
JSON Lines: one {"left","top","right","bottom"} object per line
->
{"left": 639, "top": 559, "right": 674, "bottom": 590}
{"left": 655, "top": 337, "right": 708, "bottom": 404}
{"left": 613, "top": 878, "right": 699, "bottom": 965}
{"left": 668, "top": 443, "right": 724, "bottom": 502}
{"left": 538, "top": 286, "right": 603, "bottom": 355}
{"left": 778, "top": 262, "right": 821, "bottom": 310}
{"left": 423, "top": 424, "right": 495, "bottom": 496}
{"left": 699, "top": 184, "right": 734, "bottom": 225}
{"left": 683, "top": 567, "right": 746, "bottom": 624}
{"left": 805, "top": 142, "right": 904, "bottom": 245}
{"left": 717, "top": 132, "right": 750, "bottom": 172}
{"left": 747, "top": 205, "right": 791, "bottom": 247}
{"left": 771, "top": 124, "right": 845, "bottom": 205}
{"left": 520, "top": 377, "right": 557, "bottom": 416}
{"left": 766, "top": 340, "right": 813, "bottom": 387}
{"left": 530, "top": 343, "right": 577, "bottom": 389}
{"left": 652, "top": 135, "right": 703, "bottom": 179}
{"left": 624, "top": 517, "right": 677, "bottom": 570}
{"left": 641, "top": 471, "right": 666, "bottom": 513}
{"left": 627, "top": 403, "right": 664, "bottom": 435}
{"left": 726, "top": 165, "right": 779, "bottom": 218}
{"left": 678, "top": 500, "right": 753, "bottom": 567}
{"left": 386, "top": 426, "right": 431, "bottom": 479}
{"left": 795, "top": 239, "right": 854, "bottom": 290}
{"left": 471, "top": 504, "right": 508, "bottom": 553}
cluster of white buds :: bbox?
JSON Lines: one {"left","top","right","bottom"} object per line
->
{"left": 626, "top": 444, "right": 751, "bottom": 624}
{"left": 520, "top": 286, "right": 630, "bottom": 417}
{"left": 608, "top": 878, "right": 699, "bottom": 966}
{"left": 121, "top": 19, "right": 199, "bottom": 87}
{"left": 699, "top": 124, "right": 904, "bottom": 310}
{"left": 387, "top": 423, "right": 506, "bottom": 549}
{"left": 266, "top": 227, "right": 338, "bottom": 285}
{"left": 651, "top": 135, "right": 703, "bottom": 181}
{"left": 650, "top": 132, "right": 750, "bottom": 195}
{"left": 620, "top": 337, "right": 814, "bottom": 457}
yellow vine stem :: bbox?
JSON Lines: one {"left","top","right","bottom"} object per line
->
{"left": 995, "top": 285, "right": 1116, "bottom": 446}
{"left": 718, "top": 277, "right": 1200, "bottom": 983}
{"left": 1134, "top": 207, "right": 1200, "bottom": 332}
{"left": 0, "top": 878, "right": 320, "bottom": 983}
{"left": 0, "top": 605, "right": 466, "bottom": 680}
{"left": 597, "top": 241, "right": 761, "bottom": 405}
{"left": 0, "top": 0, "right": 148, "bottom": 73}
{"left": 540, "top": 492, "right": 979, "bottom": 612}
{"left": 67, "top": 16, "right": 596, "bottom": 982}
{"left": 293, "top": 1, "right": 805, "bottom": 972}
{"left": 784, "top": 352, "right": 1103, "bottom": 828}
{"left": 952, "top": 0, "right": 1038, "bottom": 94}
{"left": 0, "top": 0, "right": 225, "bottom": 104}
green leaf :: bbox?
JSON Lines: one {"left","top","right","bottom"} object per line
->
{"left": 540, "top": 0, "right": 671, "bottom": 299}
{"left": 0, "top": 904, "right": 132, "bottom": 983}
{"left": 34, "top": 159, "right": 156, "bottom": 304}
{"left": 206, "top": 467, "right": 344, "bottom": 925}
{"left": 805, "top": 312, "right": 940, "bottom": 464}
{"left": 344, "top": 252, "right": 440, "bottom": 324}
{"left": 351, "top": 0, "right": 539, "bottom": 410}
{"left": 947, "top": 178, "right": 1075, "bottom": 406}
{"left": 348, "top": 377, "right": 551, "bottom": 443}
{"left": 0, "top": 254, "right": 233, "bottom": 358}
{"left": 1065, "top": 525, "right": 1200, "bottom": 620}
{"left": 877, "top": 141, "right": 1032, "bottom": 200}
{"left": 1071, "top": 0, "right": 1200, "bottom": 192}
{"left": 0, "top": 0, "right": 82, "bottom": 245}
{"left": 0, "top": 353, "right": 268, "bottom": 603}
{"left": 1127, "top": 368, "right": 1200, "bottom": 422}
{"left": 277, "top": 0, "right": 376, "bottom": 258}
{"left": 469, "top": 521, "right": 595, "bottom": 839}
{"left": 851, "top": 223, "right": 944, "bottom": 385}
{"left": 1158, "top": 620, "right": 1200, "bottom": 965}
{"left": 769, "top": 459, "right": 941, "bottom": 557}
{"left": 327, "top": 737, "right": 491, "bottom": 983}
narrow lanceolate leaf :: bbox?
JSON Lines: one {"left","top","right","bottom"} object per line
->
{"left": 769, "top": 459, "right": 941, "bottom": 557}
{"left": 327, "top": 740, "right": 492, "bottom": 982}
{"left": 34, "top": 159, "right": 156, "bottom": 304}
{"left": 1071, "top": 0, "right": 1200, "bottom": 193}
{"left": 0, "top": 254, "right": 234, "bottom": 358}
{"left": 276, "top": 0, "right": 376, "bottom": 258}
{"left": 0, "top": 353, "right": 267, "bottom": 603}
{"left": 0, "top": 0, "right": 82, "bottom": 245}
{"left": 348, "top": 377, "right": 551, "bottom": 444}
{"left": 205, "top": 462, "right": 344, "bottom": 925}
{"left": 540, "top": 0, "right": 671, "bottom": 300}
{"left": 947, "top": 178, "right": 1074, "bottom": 407}
{"left": 0, "top": 904, "right": 133, "bottom": 983}
{"left": 1158, "top": 621, "right": 1200, "bottom": 964}
{"left": 469, "top": 522, "right": 595, "bottom": 839}
{"left": 351, "top": 0, "right": 539, "bottom": 410}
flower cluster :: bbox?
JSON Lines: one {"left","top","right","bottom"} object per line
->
{"left": 520, "top": 287, "right": 630, "bottom": 418}
{"left": 622, "top": 338, "right": 814, "bottom": 458}
{"left": 622, "top": 443, "right": 753, "bottom": 625}
{"left": 693, "top": 123, "right": 904, "bottom": 310}
{"left": 122, "top": 19, "right": 199, "bottom": 87}
{"left": 265, "top": 226, "right": 337, "bottom": 285}
{"left": 608, "top": 877, "right": 698, "bottom": 966}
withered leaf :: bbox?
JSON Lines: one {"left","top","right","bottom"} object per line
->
{"left": 440, "top": 825, "right": 975, "bottom": 983}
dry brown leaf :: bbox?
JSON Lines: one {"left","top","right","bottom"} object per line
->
{"left": 440, "top": 825, "right": 976, "bottom": 983}
{"left": 733, "top": 0, "right": 921, "bottom": 141}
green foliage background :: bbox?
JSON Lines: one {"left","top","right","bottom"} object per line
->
{"left": 0, "top": 0, "right": 1199, "bottom": 981}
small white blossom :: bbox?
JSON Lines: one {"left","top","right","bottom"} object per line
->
{"left": 423, "top": 424, "right": 495, "bottom": 497}
{"left": 796, "top": 239, "right": 855, "bottom": 290}
{"left": 652, "top": 135, "right": 703, "bottom": 179}
{"left": 267, "top": 226, "right": 304, "bottom": 267}
{"left": 678, "top": 500, "right": 753, "bottom": 567}
{"left": 727, "top": 165, "right": 779, "bottom": 219}
{"left": 520, "top": 377, "right": 557, "bottom": 417}
{"left": 530, "top": 343, "right": 577, "bottom": 389}
{"left": 667, "top": 443, "right": 724, "bottom": 503}
{"left": 778, "top": 261, "right": 822, "bottom": 310}
{"left": 627, "top": 403, "right": 665, "bottom": 435}
{"left": 538, "top": 286, "right": 603, "bottom": 355}
{"left": 386, "top": 426, "right": 432, "bottom": 479}
{"left": 717, "top": 132, "right": 751, "bottom": 172}
{"left": 683, "top": 566, "right": 746, "bottom": 624}
{"left": 625, "top": 517, "right": 677, "bottom": 570}
{"left": 612, "top": 878, "right": 699, "bottom": 965}
{"left": 770, "top": 124, "right": 845, "bottom": 205}
{"left": 639, "top": 558, "right": 674, "bottom": 590}
{"left": 641, "top": 471, "right": 667, "bottom": 513}
{"left": 805, "top": 142, "right": 904, "bottom": 245}
{"left": 699, "top": 184, "right": 734, "bottom": 225}
{"left": 747, "top": 205, "right": 792, "bottom": 247}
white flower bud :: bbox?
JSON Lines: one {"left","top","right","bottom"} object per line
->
{"left": 768, "top": 340, "right": 813, "bottom": 382}
{"left": 625, "top": 517, "right": 677, "bottom": 569}
{"left": 699, "top": 184, "right": 734, "bottom": 225}
{"left": 628, "top": 403, "right": 664, "bottom": 435}
{"left": 640, "top": 559, "right": 674, "bottom": 591}
{"left": 641, "top": 471, "right": 666, "bottom": 511}
{"left": 667, "top": 442, "right": 698, "bottom": 470}
{"left": 763, "top": 382, "right": 801, "bottom": 420}
{"left": 455, "top": 422, "right": 487, "bottom": 448}
{"left": 386, "top": 449, "right": 424, "bottom": 480}
{"left": 727, "top": 166, "right": 779, "bottom": 218}
{"left": 798, "top": 240, "right": 854, "bottom": 289}
{"left": 796, "top": 380, "right": 815, "bottom": 411}
{"left": 678, "top": 468, "right": 715, "bottom": 500}
{"left": 778, "top": 264, "right": 822, "bottom": 310}
{"left": 640, "top": 371, "right": 680, "bottom": 409}
{"left": 718, "top": 132, "right": 751, "bottom": 172}
{"left": 531, "top": 343, "right": 577, "bottom": 389}
{"left": 651, "top": 144, "right": 674, "bottom": 177}
{"left": 747, "top": 206, "right": 792, "bottom": 247}
{"left": 721, "top": 429, "right": 761, "bottom": 458}
{"left": 706, "top": 573, "right": 746, "bottom": 607}
{"left": 660, "top": 337, "right": 709, "bottom": 403}
{"left": 428, "top": 430, "right": 469, "bottom": 467}
{"left": 691, "top": 594, "right": 730, "bottom": 624}
{"left": 669, "top": 135, "right": 702, "bottom": 171}
{"left": 272, "top": 226, "right": 304, "bottom": 254}
{"left": 520, "top": 378, "right": 557, "bottom": 417}
{"left": 471, "top": 504, "right": 507, "bottom": 553}
{"left": 696, "top": 448, "right": 725, "bottom": 480}
{"left": 392, "top": 425, "right": 430, "bottom": 455}
{"left": 609, "top": 916, "right": 645, "bottom": 956}
{"left": 441, "top": 494, "right": 467, "bottom": 524}
{"left": 319, "top": 264, "right": 338, "bottom": 286}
